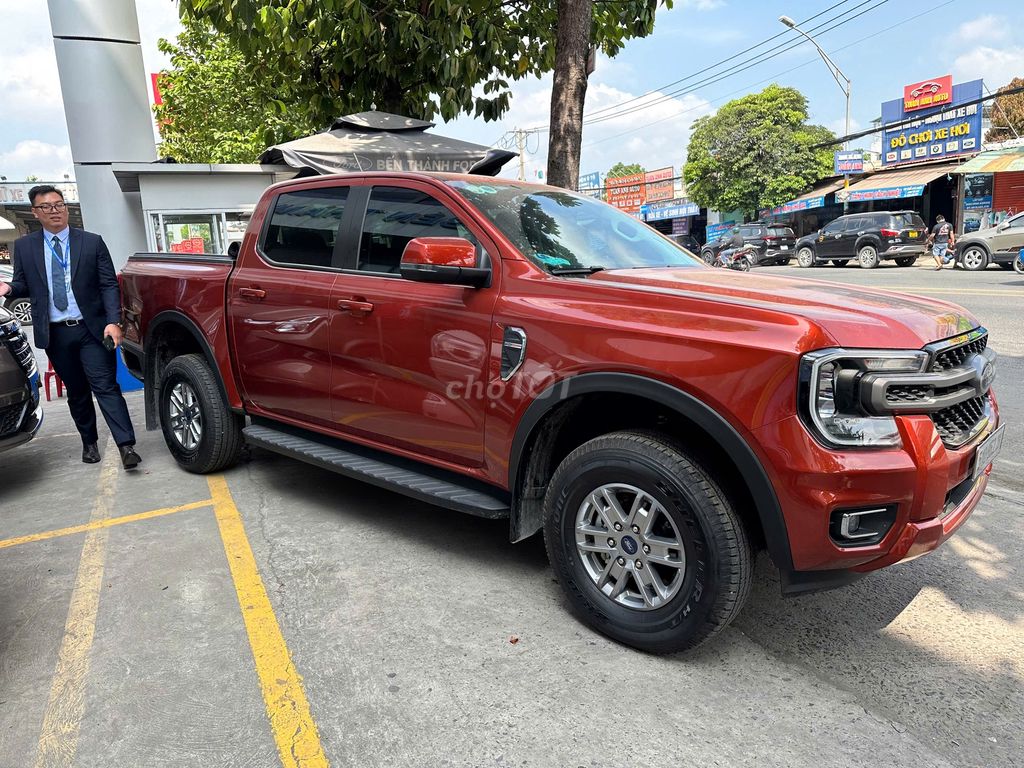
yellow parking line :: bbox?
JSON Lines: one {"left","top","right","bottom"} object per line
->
{"left": 0, "top": 499, "right": 213, "bottom": 550}
{"left": 208, "top": 475, "right": 329, "bottom": 768}
{"left": 33, "top": 439, "right": 118, "bottom": 768}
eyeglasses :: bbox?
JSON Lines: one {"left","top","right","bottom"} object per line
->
{"left": 32, "top": 202, "right": 67, "bottom": 212}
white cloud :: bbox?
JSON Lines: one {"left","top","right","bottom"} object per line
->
{"left": 0, "top": 141, "right": 74, "bottom": 181}
{"left": 957, "top": 15, "right": 1008, "bottom": 44}
{"left": 0, "top": 45, "right": 65, "bottom": 123}
{"left": 953, "top": 45, "right": 1024, "bottom": 91}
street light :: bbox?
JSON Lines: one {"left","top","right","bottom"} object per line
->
{"left": 779, "top": 15, "right": 851, "bottom": 149}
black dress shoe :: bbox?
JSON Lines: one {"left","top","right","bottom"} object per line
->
{"left": 118, "top": 445, "right": 142, "bottom": 470}
{"left": 82, "top": 443, "right": 101, "bottom": 464}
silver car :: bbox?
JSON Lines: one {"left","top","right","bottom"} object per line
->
{"left": 955, "top": 211, "right": 1024, "bottom": 271}
{"left": 0, "top": 264, "right": 32, "bottom": 326}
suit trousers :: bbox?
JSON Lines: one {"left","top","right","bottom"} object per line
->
{"left": 46, "top": 322, "right": 136, "bottom": 447}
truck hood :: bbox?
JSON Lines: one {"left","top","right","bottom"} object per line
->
{"left": 588, "top": 267, "right": 979, "bottom": 348}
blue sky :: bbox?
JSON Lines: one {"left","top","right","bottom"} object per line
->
{"left": 2, "top": 0, "right": 1023, "bottom": 183}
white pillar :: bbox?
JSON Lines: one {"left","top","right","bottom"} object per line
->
{"left": 48, "top": 0, "right": 156, "bottom": 270}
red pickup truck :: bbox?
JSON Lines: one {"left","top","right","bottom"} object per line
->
{"left": 120, "top": 173, "right": 1002, "bottom": 653}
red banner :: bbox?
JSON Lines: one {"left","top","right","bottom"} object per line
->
{"left": 606, "top": 172, "right": 646, "bottom": 213}
{"left": 644, "top": 167, "right": 675, "bottom": 203}
{"left": 903, "top": 75, "right": 952, "bottom": 112}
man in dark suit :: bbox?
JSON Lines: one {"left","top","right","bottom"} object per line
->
{"left": 0, "top": 185, "right": 141, "bottom": 469}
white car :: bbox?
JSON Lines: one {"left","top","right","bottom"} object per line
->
{"left": 0, "top": 264, "right": 32, "bottom": 326}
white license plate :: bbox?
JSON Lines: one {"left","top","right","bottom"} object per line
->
{"left": 780, "top": 245, "right": 789, "bottom": 250}
{"left": 973, "top": 425, "right": 1004, "bottom": 480}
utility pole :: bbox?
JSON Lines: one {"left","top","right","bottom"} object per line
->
{"left": 515, "top": 128, "right": 527, "bottom": 181}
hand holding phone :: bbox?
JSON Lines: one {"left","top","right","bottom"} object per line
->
{"left": 103, "top": 335, "right": 116, "bottom": 352}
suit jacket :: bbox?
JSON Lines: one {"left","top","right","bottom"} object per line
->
{"left": 8, "top": 228, "right": 121, "bottom": 350}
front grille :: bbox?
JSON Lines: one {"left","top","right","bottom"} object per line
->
{"left": 1, "top": 326, "right": 36, "bottom": 378}
{"left": 932, "top": 395, "right": 987, "bottom": 446}
{"left": 930, "top": 333, "right": 988, "bottom": 372}
{"left": 0, "top": 402, "right": 26, "bottom": 438}
{"left": 887, "top": 384, "right": 931, "bottom": 402}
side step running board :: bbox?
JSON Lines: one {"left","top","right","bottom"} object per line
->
{"left": 242, "top": 423, "right": 510, "bottom": 519}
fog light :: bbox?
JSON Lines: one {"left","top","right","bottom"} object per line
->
{"left": 829, "top": 506, "right": 896, "bottom": 547}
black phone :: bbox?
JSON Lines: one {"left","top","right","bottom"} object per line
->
{"left": 102, "top": 335, "right": 116, "bottom": 352}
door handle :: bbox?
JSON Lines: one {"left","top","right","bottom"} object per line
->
{"left": 337, "top": 298, "right": 374, "bottom": 315}
{"left": 239, "top": 287, "right": 266, "bottom": 300}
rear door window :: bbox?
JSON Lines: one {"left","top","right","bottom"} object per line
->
{"left": 260, "top": 186, "right": 348, "bottom": 268}
{"left": 890, "top": 213, "right": 924, "bottom": 229}
{"left": 768, "top": 226, "right": 793, "bottom": 237}
{"left": 357, "top": 186, "right": 479, "bottom": 274}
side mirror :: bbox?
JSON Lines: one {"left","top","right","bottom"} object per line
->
{"left": 227, "top": 241, "right": 240, "bottom": 259}
{"left": 400, "top": 237, "right": 490, "bottom": 288}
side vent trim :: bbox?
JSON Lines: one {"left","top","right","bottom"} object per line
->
{"left": 500, "top": 326, "right": 527, "bottom": 381}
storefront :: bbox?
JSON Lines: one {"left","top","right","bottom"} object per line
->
{"left": 956, "top": 148, "right": 1024, "bottom": 232}
{"left": 759, "top": 177, "right": 846, "bottom": 237}
{"left": 839, "top": 160, "right": 961, "bottom": 226}
{"left": 642, "top": 200, "right": 705, "bottom": 242}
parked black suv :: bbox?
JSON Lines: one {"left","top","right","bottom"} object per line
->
{"left": 794, "top": 211, "right": 928, "bottom": 269}
{"left": 700, "top": 222, "right": 796, "bottom": 266}
{"left": 0, "top": 306, "right": 43, "bottom": 453}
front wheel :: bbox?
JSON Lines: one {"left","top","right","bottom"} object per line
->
{"left": 858, "top": 244, "right": 880, "bottom": 269}
{"left": 159, "top": 353, "right": 243, "bottom": 473}
{"left": 543, "top": 431, "right": 752, "bottom": 654}
{"left": 961, "top": 246, "right": 989, "bottom": 271}
{"left": 737, "top": 256, "right": 751, "bottom": 271}
{"left": 894, "top": 256, "right": 917, "bottom": 267}
{"left": 797, "top": 247, "right": 815, "bottom": 268}
{"left": 700, "top": 250, "right": 716, "bottom": 265}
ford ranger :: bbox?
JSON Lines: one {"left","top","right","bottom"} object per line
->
{"left": 119, "top": 173, "right": 1002, "bottom": 653}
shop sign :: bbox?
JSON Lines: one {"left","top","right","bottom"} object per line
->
{"left": 882, "top": 79, "right": 983, "bottom": 167}
{"left": 834, "top": 150, "right": 864, "bottom": 174}
{"left": 761, "top": 196, "right": 826, "bottom": 218}
{"left": 0, "top": 182, "right": 79, "bottom": 205}
{"left": 644, "top": 199, "right": 699, "bottom": 222}
{"left": 903, "top": 75, "right": 953, "bottom": 112}
{"left": 847, "top": 184, "right": 925, "bottom": 202}
{"left": 578, "top": 171, "right": 602, "bottom": 199}
{"left": 606, "top": 172, "right": 645, "bottom": 213}
{"left": 644, "top": 167, "right": 675, "bottom": 202}
{"left": 963, "top": 173, "right": 993, "bottom": 210}
{"left": 671, "top": 218, "right": 689, "bottom": 235}
{"left": 705, "top": 221, "right": 735, "bottom": 242}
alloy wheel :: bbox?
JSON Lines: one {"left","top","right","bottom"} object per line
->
{"left": 10, "top": 300, "right": 31, "bottom": 325}
{"left": 962, "top": 247, "right": 987, "bottom": 271}
{"left": 574, "top": 483, "right": 686, "bottom": 610}
{"left": 168, "top": 380, "right": 203, "bottom": 451}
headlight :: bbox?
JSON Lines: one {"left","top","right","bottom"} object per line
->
{"left": 799, "top": 349, "right": 928, "bottom": 448}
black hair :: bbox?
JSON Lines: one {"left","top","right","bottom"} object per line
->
{"left": 935, "top": 214, "right": 945, "bottom": 222}
{"left": 29, "top": 185, "right": 64, "bottom": 205}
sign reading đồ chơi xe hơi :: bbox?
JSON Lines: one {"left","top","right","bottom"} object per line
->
{"left": 881, "top": 78, "right": 982, "bottom": 167}
{"left": 606, "top": 172, "right": 646, "bottom": 214}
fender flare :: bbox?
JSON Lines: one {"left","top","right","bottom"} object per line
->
{"left": 854, "top": 236, "right": 882, "bottom": 253}
{"left": 142, "top": 310, "right": 234, "bottom": 430}
{"left": 509, "top": 372, "right": 794, "bottom": 571}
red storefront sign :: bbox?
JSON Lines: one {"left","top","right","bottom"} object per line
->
{"left": 903, "top": 75, "right": 953, "bottom": 112}
{"left": 644, "top": 167, "right": 675, "bottom": 202}
{"left": 606, "top": 172, "right": 646, "bottom": 213}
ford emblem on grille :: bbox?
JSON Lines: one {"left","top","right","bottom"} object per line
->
{"left": 969, "top": 353, "right": 996, "bottom": 393}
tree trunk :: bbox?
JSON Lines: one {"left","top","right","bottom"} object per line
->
{"left": 546, "top": 0, "right": 592, "bottom": 189}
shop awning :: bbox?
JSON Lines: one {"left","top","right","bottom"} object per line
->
{"left": 761, "top": 178, "right": 845, "bottom": 217}
{"left": 957, "top": 148, "right": 1024, "bottom": 173}
{"left": 841, "top": 162, "right": 960, "bottom": 202}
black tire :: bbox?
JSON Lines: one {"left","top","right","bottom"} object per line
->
{"left": 543, "top": 431, "right": 752, "bottom": 654}
{"left": 858, "top": 244, "right": 879, "bottom": 269}
{"left": 7, "top": 298, "right": 32, "bottom": 326}
{"left": 894, "top": 256, "right": 917, "bottom": 267}
{"left": 797, "top": 247, "right": 815, "bottom": 268}
{"left": 738, "top": 256, "right": 752, "bottom": 271}
{"left": 700, "top": 250, "right": 716, "bottom": 265}
{"left": 1015, "top": 254, "right": 1024, "bottom": 275}
{"left": 159, "top": 353, "right": 243, "bottom": 473}
{"left": 960, "top": 245, "right": 989, "bottom": 271}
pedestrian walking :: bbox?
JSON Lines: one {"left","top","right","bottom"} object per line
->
{"left": 0, "top": 185, "right": 141, "bottom": 468}
{"left": 927, "top": 214, "right": 956, "bottom": 271}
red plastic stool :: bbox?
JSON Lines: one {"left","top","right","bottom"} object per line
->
{"left": 44, "top": 361, "right": 64, "bottom": 401}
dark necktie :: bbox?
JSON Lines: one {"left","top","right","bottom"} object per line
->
{"left": 51, "top": 236, "right": 68, "bottom": 311}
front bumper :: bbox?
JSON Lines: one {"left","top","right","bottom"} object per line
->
{"left": 753, "top": 393, "right": 999, "bottom": 573}
{"left": 0, "top": 390, "right": 43, "bottom": 452}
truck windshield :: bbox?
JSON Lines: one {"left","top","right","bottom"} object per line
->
{"left": 447, "top": 180, "right": 699, "bottom": 272}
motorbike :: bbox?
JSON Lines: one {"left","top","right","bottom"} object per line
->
{"left": 1015, "top": 248, "right": 1024, "bottom": 275}
{"left": 715, "top": 244, "right": 756, "bottom": 272}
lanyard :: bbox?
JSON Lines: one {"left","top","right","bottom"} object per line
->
{"left": 45, "top": 235, "right": 69, "bottom": 272}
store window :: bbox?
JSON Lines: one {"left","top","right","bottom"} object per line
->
{"left": 148, "top": 211, "right": 253, "bottom": 255}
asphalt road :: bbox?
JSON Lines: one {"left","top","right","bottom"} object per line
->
{"left": 1, "top": 262, "right": 1020, "bottom": 768}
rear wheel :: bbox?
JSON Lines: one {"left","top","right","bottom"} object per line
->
{"left": 700, "top": 250, "right": 716, "bottom": 265}
{"left": 797, "top": 247, "right": 815, "bottom": 268}
{"left": 858, "top": 244, "right": 879, "bottom": 269}
{"left": 159, "top": 353, "right": 243, "bottom": 473}
{"left": 894, "top": 256, "right": 917, "bottom": 267}
{"left": 543, "top": 431, "right": 752, "bottom": 654}
{"left": 961, "top": 245, "right": 989, "bottom": 271}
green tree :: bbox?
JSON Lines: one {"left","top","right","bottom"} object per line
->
{"left": 155, "top": 22, "right": 317, "bottom": 163}
{"left": 25, "top": 175, "right": 39, "bottom": 182}
{"left": 985, "top": 77, "right": 1024, "bottom": 143}
{"left": 684, "top": 85, "right": 835, "bottom": 216}
{"left": 606, "top": 162, "right": 644, "bottom": 178}
{"left": 176, "top": 0, "right": 669, "bottom": 181}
